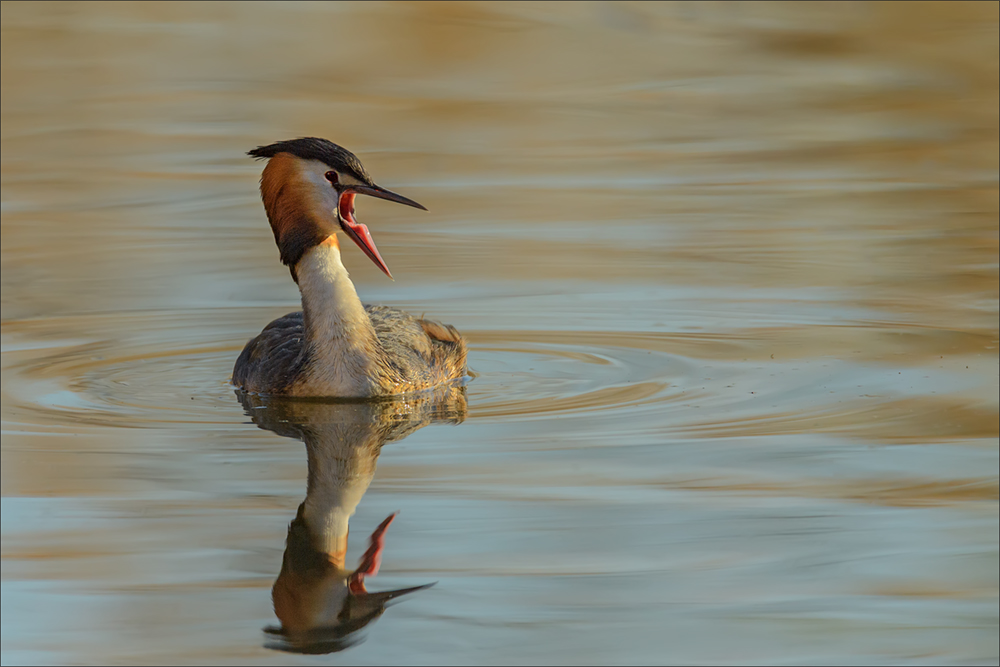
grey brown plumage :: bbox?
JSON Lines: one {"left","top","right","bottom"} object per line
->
{"left": 234, "top": 305, "right": 467, "bottom": 396}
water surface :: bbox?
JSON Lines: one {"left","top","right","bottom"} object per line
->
{"left": 2, "top": 2, "right": 998, "bottom": 664}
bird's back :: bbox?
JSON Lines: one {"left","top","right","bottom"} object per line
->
{"left": 233, "top": 306, "right": 466, "bottom": 396}
{"left": 367, "top": 305, "right": 467, "bottom": 393}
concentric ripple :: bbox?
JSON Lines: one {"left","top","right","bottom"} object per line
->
{"left": 4, "top": 308, "right": 990, "bottom": 445}
{"left": 464, "top": 330, "right": 702, "bottom": 421}
{"left": 1, "top": 309, "right": 706, "bottom": 432}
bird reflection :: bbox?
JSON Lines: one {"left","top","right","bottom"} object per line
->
{"left": 237, "top": 385, "right": 467, "bottom": 654}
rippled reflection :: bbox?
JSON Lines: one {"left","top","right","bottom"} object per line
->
{"left": 238, "top": 387, "right": 466, "bottom": 653}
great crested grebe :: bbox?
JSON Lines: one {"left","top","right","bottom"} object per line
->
{"left": 233, "top": 138, "right": 467, "bottom": 398}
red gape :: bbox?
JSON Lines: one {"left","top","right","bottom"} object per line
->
{"left": 338, "top": 191, "right": 393, "bottom": 279}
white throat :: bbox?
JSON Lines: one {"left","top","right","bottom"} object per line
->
{"left": 294, "top": 239, "right": 380, "bottom": 396}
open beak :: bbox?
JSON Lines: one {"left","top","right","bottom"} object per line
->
{"left": 337, "top": 186, "right": 426, "bottom": 280}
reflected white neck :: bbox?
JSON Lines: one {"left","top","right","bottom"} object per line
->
{"left": 300, "top": 428, "right": 381, "bottom": 560}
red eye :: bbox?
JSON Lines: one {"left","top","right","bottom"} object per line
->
{"left": 325, "top": 171, "right": 339, "bottom": 185}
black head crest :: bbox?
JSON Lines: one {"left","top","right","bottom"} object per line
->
{"left": 248, "top": 138, "right": 375, "bottom": 186}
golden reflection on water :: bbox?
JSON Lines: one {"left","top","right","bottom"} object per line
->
{"left": 1, "top": 1, "right": 998, "bottom": 664}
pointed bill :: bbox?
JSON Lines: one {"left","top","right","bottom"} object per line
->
{"left": 352, "top": 184, "right": 426, "bottom": 211}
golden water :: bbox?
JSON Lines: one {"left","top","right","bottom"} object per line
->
{"left": 2, "top": 2, "right": 997, "bottom": 663}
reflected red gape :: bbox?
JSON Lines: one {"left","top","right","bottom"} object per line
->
{"left": 348, "top": 512, "right": 397, "bottom": 594}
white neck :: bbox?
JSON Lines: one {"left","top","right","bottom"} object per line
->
{"left": 294, "top": 239, "right": 380, "bottom": 396}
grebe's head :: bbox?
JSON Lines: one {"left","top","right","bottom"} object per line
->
{"left": 249, "top": 138, "right": 425, "bottom": 280}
